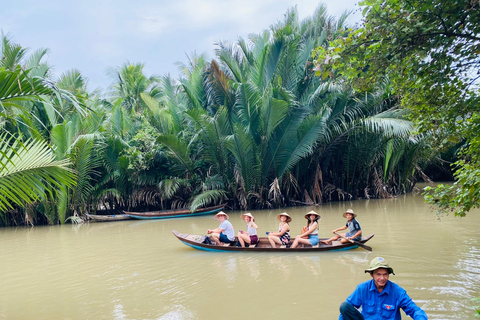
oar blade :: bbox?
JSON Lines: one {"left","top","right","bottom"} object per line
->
{"left": 357, "top": 243, "right": 372, "bottom": 251}
{"left": 334, "top": 232, "right": 372, "bottom": 251}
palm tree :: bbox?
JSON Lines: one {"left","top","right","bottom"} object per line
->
{"left": 179, "top": 4, "right": 429, "bottom": 208}
{"left": 197, "top": 6, "right": 352, "bottom": 208}
{"left": 0, "top": 134, "right": 76, "bottom": 225}
{"left": 93, "top": 5, "right": 432, "bottom": 213}
{"left": 0, "top": 35, "right": 84, "bottom": 225}
{"left": 107, "top": 62, "right": 161, "bottom": 115}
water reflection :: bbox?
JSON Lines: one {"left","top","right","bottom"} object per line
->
{"left": 157, "top": 306, "right": 195, "bottom": 320}
{"left": 211, "top": 256, "right": 238, "bottom": 282}
{"left": 295, "top": 255, "right": 321, "bottom": 276}
{"left": 112, "top": 302, "right": 126, "bottom": 320}
{"left": 267, "top": 256, "right": 293, "bottom": 279}
{"left": 236, "top": 256, "right": 261, "bottom": 280}
{"left": 426, "top": 244, "right": 480, "bottom": 318}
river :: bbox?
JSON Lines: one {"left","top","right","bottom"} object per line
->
{"left": 0, "top": 184, "right": 479, "bottom": 319}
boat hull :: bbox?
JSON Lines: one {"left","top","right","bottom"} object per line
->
{"left": 124, "top": 204, "right": 225, "bottom": 220}
{"left": 172, "top": 230, "right": 374, "bottom": 252}
{"left": 85, "top": 214, "right": 132, "bottom": 222}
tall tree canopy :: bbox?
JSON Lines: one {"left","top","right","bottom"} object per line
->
{"left": 313, "top": 0, "right": 480, "bottom": 216}
{"left": 0, "top": 5, "right": 438, "bottom": 225}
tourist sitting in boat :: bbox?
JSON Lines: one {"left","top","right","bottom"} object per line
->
{"left": 266, "top": 212, "right": 291, "bottom": 248}
{"left": 207, "top": 211, "right": 235, "bottom": 245}
{"left": 236, "top": 212, "right": 258, "bottom": 247}
{"left": 290, "top": 210, "right": 320, "bottom": 248}
{"left": 321, "top": 209, "right": 362, "bottom": 245}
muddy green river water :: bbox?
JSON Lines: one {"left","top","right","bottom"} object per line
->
{"left": 1, "top": 184, "right": 479, "bottom": 319}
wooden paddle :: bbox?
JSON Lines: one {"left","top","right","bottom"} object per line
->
{"left": 334, "top": 232, "right": 372, "bottom": 251}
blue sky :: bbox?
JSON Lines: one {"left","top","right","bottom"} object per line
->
{"left": 1, "top": 0, "right": 360, "bottom": 92}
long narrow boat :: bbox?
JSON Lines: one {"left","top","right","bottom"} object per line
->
{"left": 172, "top": 230, "right": 374, "bottom": 252}
{"left": 85, "top": 213, "right": 132, "bottom": 222}
{"left": 124, "top": 204, "right": 225, "bottom": 220}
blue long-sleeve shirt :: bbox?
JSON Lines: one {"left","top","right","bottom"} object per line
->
{"left": 339, "top": 279, "right": 428, "bottom": 320}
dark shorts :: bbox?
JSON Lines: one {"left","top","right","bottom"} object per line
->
{"left": 346, "top": 232, "right": 362, "bottom": 241}
{"left": 340, "top": 302, "right": 364, "bottom": 320}
{"left": 219, "top": 233, "right": 234, "bottom": 243}
{"left": 250, "top": 235, "right": 258, "bottom": 244}
{"left": 279, "top": 234, "right": 290, "bottom": 245}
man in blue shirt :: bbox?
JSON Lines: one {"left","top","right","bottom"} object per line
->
{"left": 322, "top": 209, "right": 362, "bottom": 244}
{"left": 339, "top": 257, "right": 428, "bottom": 320}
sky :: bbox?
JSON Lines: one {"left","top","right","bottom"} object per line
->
{"left": 1, "top": 0, "right": 361, "bottom": 92}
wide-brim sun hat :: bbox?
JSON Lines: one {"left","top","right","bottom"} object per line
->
{"left": 241, "top": 212, "right": 255, "bottom": 221}
{"left": 277, "top": 212, "right": 292, "bottom": 223}
{"left": 343, "top": 208, "right": 357, "bottom": 218}
{"left": 214, "top": 211, "right": 229, "bottom": 220}
{"left": 364, "top": 257, "right": 395, "bottom": 275}
{"left": 305, "top": 210, "right": 321, "bottom": 220}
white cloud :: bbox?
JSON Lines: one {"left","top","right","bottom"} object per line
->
{"left": 1, "top": 0, "right": 361, "bottom": 90}
{"left": 133, "top": 0, "right": 338, "bottom": 36}
{"left": 137, "top": 16, "right": 171, "bottom": 36}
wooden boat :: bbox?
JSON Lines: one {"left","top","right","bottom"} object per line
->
{"left": 124, "top": 204, "right": 225, "bottom": 220}
{"left": 172, "top": 230, "right": 374, "bottom": 252}
{"left": 85, "top": 213, "right": 132, "bottom": 222}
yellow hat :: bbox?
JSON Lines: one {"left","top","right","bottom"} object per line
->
{"left": 277, "top": 212, "right": 292, "bottom": 223}
{"left": 214, "top": 211, "right": 229, "bottom": 220}
{"left": 343, "top": 209, "right": 357, "bottom": 218}
{"left": 304, "top": 210, "right": 321, "bottom": 220}
{"left": 241, "top": 212, "right": 255, "bottom": 221}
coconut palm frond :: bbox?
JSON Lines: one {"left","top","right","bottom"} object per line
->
{"left": 362, "top": 110, "right": 413, "bottom": 138}
{"left": 189, "top": 189, "right": 227, "bottom": 212}
{"left": 0, "top": 134, "right": 76, "bottom": 212}
{"left": 69, "top": 136, "right": 103, "bottom": 213}
{"left": 158, "top": 178, "right": 186, "bottom": 200}
{"left": 66, "top": 215, "right": 83, "bottom": 224}
{"left": 0, "top": 67, "right": 52, "bottom": 110}
{"left": 0, "top": 34, "right": 27, "bottom": 70}
{"left": 225, "top": 124, "right": 257, "bottom": 192}
{"left": 157, "top": 133, "right": 194, "bottom": 175}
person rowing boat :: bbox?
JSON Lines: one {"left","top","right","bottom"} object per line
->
{"left": 322, "top": 209, "right": 362, "bottom": 245}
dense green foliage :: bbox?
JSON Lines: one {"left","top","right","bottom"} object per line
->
{"left": 0, "top": 5, "right": 438, "bottom": 226}
{"left": 312, "top": 0, "right": 480, "bottom": 216}
{"left": 0, "top": 36, "right": 78, "bottom": 225}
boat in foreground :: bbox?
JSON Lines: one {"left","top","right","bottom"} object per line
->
{"left": 172, "top": 230, "right": 374, "bottom": 252}
{"left": 85, "top": 213, "right": 132, "bottom": 222}
{"left": 124, "top": 204, "right": 225, "bottom": 220}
